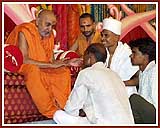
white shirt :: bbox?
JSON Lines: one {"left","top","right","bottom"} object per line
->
{"left": 105, "top": 41, "right": 139, "bottom": 97}
{"left": 139, "top": 61, "right": 157, "bottom": 108}
{"left": 65, "top": 62, "right": 134, "bottom": 124}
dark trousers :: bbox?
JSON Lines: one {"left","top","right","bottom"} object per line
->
{"left": 129, "top": 94, "right": 156, "bottom": 124}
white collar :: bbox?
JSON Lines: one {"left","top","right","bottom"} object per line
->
{"left": 141, "top": 60, "right": 155, "bottom": 73}
{"left": 92, "top": 62, "right": 105, "bottom": 68}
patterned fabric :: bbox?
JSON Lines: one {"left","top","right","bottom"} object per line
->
{"left": 4, "top": 72, "right": 76, "bottom": 124}
{"left": 91, "top": 5, "right": 108, "bottom": 22}
{"left": 4, "top": 73, "right": 49, "bottom": 123}
{"left": 4, "top": 72, "right": 25, "bottom": 86}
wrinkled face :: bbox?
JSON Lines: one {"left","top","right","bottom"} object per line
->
{"left": 130, "top": 47, "right": 146, "bottom": 65}
{"left": 101, "top": 29, "right": 119, "bottom": 48}
{"left": 83, "top": 52, "right": 96, "bottom": 68}
{"left": 37, "top": 15, "right": 56, "bottom": 37}
{"left": 80, "top": 17, "right": 95, "bottom": 37}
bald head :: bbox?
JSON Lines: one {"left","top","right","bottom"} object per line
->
{"left": 36, "top": 9, "right": 57, "bottom": 37}
{"left": 38, "top": 9, "right": 56, "bottom": 19}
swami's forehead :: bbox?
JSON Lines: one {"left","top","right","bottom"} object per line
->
{"left": 38, "top": 10, "right": 56, "bottom": 19}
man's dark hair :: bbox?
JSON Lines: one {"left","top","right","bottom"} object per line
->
{"left": 129, "top": 38, "right": 156, "bottom": 62}
{"left": 79, "top": 13, "right": 95, "bottom": 22}
{"left": 85, "top": 43, "right": 107, "bottom": 63}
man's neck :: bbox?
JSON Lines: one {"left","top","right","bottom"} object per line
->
{"left": 108, "top": 43, "right": 118, "bottom": 56}
{"left": 86, "top": 33, "right": 95, "bottom": 43}
{"left": 139, "top": 61, "right": 149, "bottom": 72}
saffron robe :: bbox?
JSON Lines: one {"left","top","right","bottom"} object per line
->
{"left": 5, "top": 21, "right": 71, "bottom": 118}
{"left": 76, "top": 31, "right": 101, "bottom": 56}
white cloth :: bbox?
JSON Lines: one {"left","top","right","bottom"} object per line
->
{"left": 139, "top": 61, "right": 157, "bottom": 108}
{"left": 102, "top": 17, "right": 122, "bottom": 35}
{"left": 105, "top": 41, "right": 139, "bottom": 97}
{"left": 53, "top": 110, "right": 90, "bottom": 124}
{"left": 54, "top": 62, "right": 134, "bottom": 124}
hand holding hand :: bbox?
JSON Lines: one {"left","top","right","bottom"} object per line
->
{"left": 51, "top": 58, "right": 69, "bottom": 68}
{"left": 65, "top": 58, "right": 83, "bottom": 67}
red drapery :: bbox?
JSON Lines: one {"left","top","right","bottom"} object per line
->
{"left": 53, "top": 4, "right": 68, "bottom": 50}
{"left": 121, "top": 26, "right": 149, "bottom": 44}
{"left": 67, "top": 5, "right": 80, "bottom": 49}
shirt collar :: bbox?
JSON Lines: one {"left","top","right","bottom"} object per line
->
{"left": 92, "top": 62, "right": 105, "bottom": 68}
{"left": 141, "top": 60, "right": 155, "bottom": 73}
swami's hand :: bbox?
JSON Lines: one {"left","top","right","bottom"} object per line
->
{"left": 65, "top": 58, "right": 83, "bottom": 67}
{"left": 51, "top": 58, "right": 69, "bottom": 68}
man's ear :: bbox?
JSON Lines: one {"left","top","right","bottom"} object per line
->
{"left": 144, "top": 54, "right": 149, "bottom": 62}
{"left": 93, "top": 22, "right": 96, "bottom": 29}
{"left": 87, "top": 57, "right": 91, "bottom": 64}
{"left": 35, "top": 17, "right": 39, "bottom": 26}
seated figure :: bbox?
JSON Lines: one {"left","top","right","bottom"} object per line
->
{"left": 53, "top": 43, "right": 134, "bottom": 124}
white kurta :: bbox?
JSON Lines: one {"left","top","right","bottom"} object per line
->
{"left": 54, "top": 62, "right": 134, "bottom": 124}
{"left": 139, "top": 61, "right": 157, "bottom": 108}
{"left": 105, "top": 41, "right": 139, "bottom": 97}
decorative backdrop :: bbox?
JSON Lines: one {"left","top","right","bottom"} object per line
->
{"left": 4, "top": 4, "right": 156, "bottom": 50}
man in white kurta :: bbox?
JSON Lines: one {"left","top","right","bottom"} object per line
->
{"left": 105, "top": 41, "right": 139, "bottom": 97}
{"left": 53, "top": 43, "right": 134, "bottom": 125}
{"left": 101, "top": 17, "right": 139, "bottom": 97}
{"left": 129, "top": 38, "right": 156, "bottom": 124}
{"left": 139, "top": 60, "right": 156, "bottom": 108}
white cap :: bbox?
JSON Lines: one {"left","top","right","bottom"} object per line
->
{"left": 102, "top": 17, "right": 122, "bottom": 35}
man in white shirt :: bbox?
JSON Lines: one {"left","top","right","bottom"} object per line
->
{"left": 129, "top": 38, "right": 156, "bottom": 124}
{"left": 101, "top": 17, "right": 139, "bottom": 97}
{"left": 53, "top": 43, "right": 134, "bottom": 125}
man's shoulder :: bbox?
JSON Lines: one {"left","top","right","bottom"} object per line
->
{"left": 79, "top": 67, "right": 94, "bottom": 75}
{"left": 76, "top": 33, "right": 85, "bottom": 40}
{"left": 118, "top": 41, "right": 130, "bottom": 49}
{"left": 93, "top": 31, "right": 101, "bottom": 42}
{"left": 17, "top": 21, "right": 35, "bottom": 29}
{"left": 95, "top": 30, "right": 101, "bottom": 36}
{"left": 15, "top": 21, "right": 37, "bottom": 35}
{"left": 80, "top": 67, "right": 91, "bottom": 72}
{"left": 147, "top": 61, "right": 156, "bottom": 73}
{"left": 117, "top": 41, "right": 132, "bottom": 55}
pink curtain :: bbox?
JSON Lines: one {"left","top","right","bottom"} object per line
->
{"left": 4, "top": 13, "right": 16, "bottom": 41}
